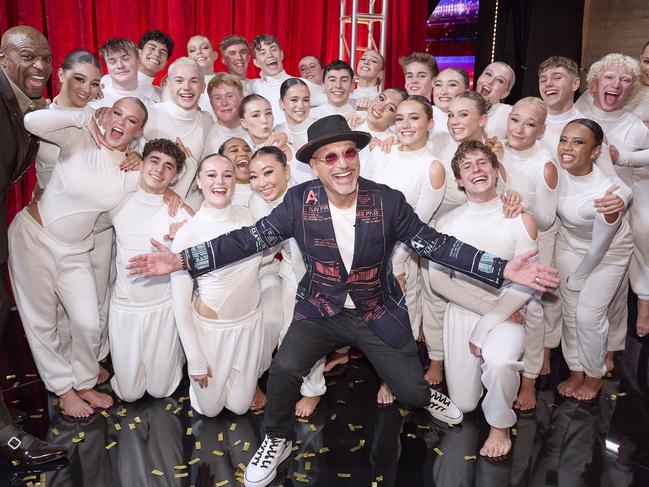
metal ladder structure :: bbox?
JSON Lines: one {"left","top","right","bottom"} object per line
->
{"left": 338, "top": 0, "right": 390, "bottom": 73}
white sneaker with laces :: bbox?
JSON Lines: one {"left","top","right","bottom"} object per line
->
{"left": 426, "top": 389, "right": 463, "bottom": 424}
{"left": 244, "top": 435, "right": 292, "bottom": 487}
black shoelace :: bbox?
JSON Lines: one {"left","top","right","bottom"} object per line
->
{"left": 429, "top": 390, "right": 451, "bottom": 411}
{"left": 251, "top": 436, "right": 283, "bottom": 468}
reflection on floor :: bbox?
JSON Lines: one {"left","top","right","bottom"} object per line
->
{"left": 1, "top": 308, "right": 649, "bottom": 486}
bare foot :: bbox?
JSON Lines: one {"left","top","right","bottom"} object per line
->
{"left": 479, "top": 427, "right": 512, "bottom": 458}
{"left": 557, "top": 371, "right": 584, "bottom": 398}
{"left": 324, "top": 351, "right": 349, "bottom": 373}
{"left": 295, "top": 395, "right": 321, "bottom": 417}
{"left": 59, "top": 390, "right": 94, "bottom": 418}
{"left": 541, "top": 347, "right": 551, "bottom": 376}
{"left": 636, "top": 299, "right": 649, "bottom": 337}
{"left": 514, "top": 376, "right": 537, "bottom": 411}
{"left": 376, "top": 382, "right": 395, "bottom": 405}
{"left": 424, "top": 360, "right": 444, "bottom": 386}
{"left": 573, "top": 376, "right": 603, "bottom": 401}
{"left": 605, "top": 351, "right": 615, "bottom": 373}
{"left": 249, "top": 385, "right": 266, "bottom": 411}
{"left": 97, "top": 364, "right": 110, "bottom": 385}
{"left": 78, "top": 388, "right": 113, "bottom": 409}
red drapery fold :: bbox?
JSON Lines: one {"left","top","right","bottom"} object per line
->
{"left": 0, "top": 0, "right": 426, "bottom": 223}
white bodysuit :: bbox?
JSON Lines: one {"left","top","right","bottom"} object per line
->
{"left": 171, "top": 204, "right": 264, "bottom": 416}
{"left": 107, "top": 189, "right": 191, "bottom": 402}
{"left": 431, "top": 197, "right": 536, "bottom": 428}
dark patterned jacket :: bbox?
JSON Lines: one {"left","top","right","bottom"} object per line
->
{"left": 0, "top": 69, "right": 39, "bottom": 263}
{"left": 183, "top": 177, "right": 507, "bottom": 348}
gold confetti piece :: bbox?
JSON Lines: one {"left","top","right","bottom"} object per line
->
{"left": 187, "top": 410, "right": 194, "bottom": 417}
{"left": 610, "top": 394, "right": 617, "bottom": 401}
{"left": 174, "top": 465, "right": 187, "bottom": 470}
{"left": 512, "top": 428, "right": 518, "bottom": 436}
{"left": 175, "top": 472, "right": 188, "bottom": 478}
{"left": 292, "top": 446, "right": 299, "bottom": 451}
{"left": 606, "top": 372, "right": 612, "bottom": 378}
{"left": 40, "top": 473, "right": 47, "bottom": 482}
{"left": 347, "top": 423, "right": 355, "bottom": 432}
{"left": 179, "top": 396, "right": 190, "bottom": 402}
{"left": 242, "top": 442, "right": 250, "bottom": 452}
{"left": 233, "top": 440, "right": 242, "bottom": 446}
{"left": 376, "top": 476, "right": 384, "bottom": 482}
{"left": 118, "top": 408, "right": 127, "bottom": 416}
{"left": 78, "top": 432, "right": 85, "bottom": 439}
{"left": 50, "top": 428, "right": 60, "bottom": 436}
{"left": 254, "top": 409, "right": 264, "bottom": 415}
{"left": 22, "top": 476, "right": 37, "bottom": 481}
{"left": 406, "top": 433, "right": 417, "bottom": 438}
{"left": 618, "top": 392, "right": 627, "bottom": 397}
{"left": 229, "top": 423, "right": 237, "bottom": 431}
{"left": 26, "top": 482, "right": 33, "bottom": 487}
{"left": 212, "top": 450, "right": 225, "bottom": 456}
{"left": 337, "top": 473, "right": 351, "bottom": 478}
{"left": 293, "top": 472, "right": 307, "bottom": 479}
{"left": 11, "top": 460, "right": 19, "bottom": 466}
{"left": 398, "top": 408, "right": 409, "bottom": 417}
{"left": 173, "top": 407, "right": 182, "bottom": 414}
{"left": 26, "top": 373, "right": 38, "bottom": 378}
{"left": 134, "top": 416, "right": 141, "bottom": 424}
{"left": 238, "top": 463, "right": 246, "bottom": 471}
{"left": 218, "top": 432, "right": 224, "bottom": 441}
{"left": 434, "top": 447, "right": 444, "bottom": 456}
{"left": 100, "top": 411, "right": 110, "bottom": 418}
{"left": 114, "top": 424, "right": 122, "bottom": 431}
{"left": 71, "top": 437, "right": 83, "bottom": 443}
{"left": 188, "top": 458, "right": 200, "bottom": 465}
{"left": 294, "top": 453, "right": 304, "bottom": 461}
{"left": 5, "top": 374, "right": 16, "bottom": 379}
{"left": 105, "top": 441, "right": 117, "bottom": 450}
{"left": 294, "top": 478, "right": 309, "bottom": 484}
{"left": 319, "top": 447, "right": 330, "bottom": 454}
{"left": 372, "top": 483, "right": 378, "bottom": 487}
{"left": 447, "top": 423, "right": 454, "bottom": 428}
{"left": 464, "top": 455, "right": 477, "bottom": 461}
{"left": 336, "top": 400, "right": 346, "bottom": 405}
{"left": 297, "top": 418, "right": 308, "bottom": 423}
{"left": 350, "top": 446, "right": 361, "bottom": 452}
{"left": 303, "top": 453, "right": 315, "bottom": 458}
{"left": 151, "top": 469, "right": 164, "bottom": 476}
{"left": 305, "top": 461, "right": 311, "bottom": 471}
{"left": 128, "top": 423, "right": 136, "bottom": 430}
{"left": 216, "top": 481, "right": 230, "bottom": 487}
{"left": 165, "top": 404, "right": 172, "bottom": 411}
{"left": 417, "top": 424, "right": 430, "bottom": 430}
{"left": 309, "top": 424, "right": 318, "bottom": 432}
{"left": 330, "top": 413, "right": 337, "bottom": 421}
{"left": 195, "top": 441, "right": 202, "bottom": 450}
{"left": 186, "top": 427, "right": 193, "bottom": 436}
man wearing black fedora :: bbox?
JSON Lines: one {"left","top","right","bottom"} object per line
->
{"left": 128, "top": 114, "right": 559, "bottom": 487}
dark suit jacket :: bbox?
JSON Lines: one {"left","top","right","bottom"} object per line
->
{"left": 0, "top": 69, "right": 39, "bottom": 263}
{"left": 184, "top": 177, "right": 507, "bottom": 348}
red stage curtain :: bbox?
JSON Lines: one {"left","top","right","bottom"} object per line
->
{"left": 0, "top": 0, "right": 426, "bottom": 223}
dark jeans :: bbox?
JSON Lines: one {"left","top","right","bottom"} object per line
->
{"left": 263, "top": 308, "right": 430, "bottom": 439}
{"left": 0, "top": 269, "right": 11, "bottom": 427}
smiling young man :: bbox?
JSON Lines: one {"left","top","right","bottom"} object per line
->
{"left": 249, "top": 34, "right": 291, "bottom": 125}
{"left": 428, "top": 140, "right": 537, "bottom": 459}
{"left": 399, "top": 52, "right": 439, "bottom": 101}
{"left": 0, "top": 24, "right": 68, "bottom": 466}
{"left": 144, "top": 57, "right": 212, "bottom": 210}
{"left": 106, "top": 138, "right": 192, "bottom": 402}
{"left": 127, "top": 114, "right": 560, "bottom": 487}
{"left": 310, "top": 60, "right": 357, "bottom": 120}
{"left": 297, "top": 55, "right": 326, "bottom": 107}
{"left": 137, "top": 30, "right": 173, "bottom": 100}
{"left": 219, "top": 35, "right": 253, "bottom": 92}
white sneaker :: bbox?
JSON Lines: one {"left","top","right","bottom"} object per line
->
{"left": 244, "top": 435, "right": 292, "bottom": 487}
{"left": 426, "top": 389, "right": 463, "bottom": 425}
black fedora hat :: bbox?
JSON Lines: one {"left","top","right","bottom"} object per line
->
{"left": 295, "top": 115, "right": 371, "bottom": 164}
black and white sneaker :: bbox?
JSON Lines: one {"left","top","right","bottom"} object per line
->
{"left": 244, "top": 435, "right": 292, "bottom": 487}
{"left": 426, "top": 389, "right": 463, "bottom": 425}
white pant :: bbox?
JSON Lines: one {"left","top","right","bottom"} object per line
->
{"left": 8, "top": 209, "right": 100, "bottom": 395}
{"left": 109, "top": 295, "right": 184, "bottom": 402}
{"left": 606, "top": 266, "right": 629, "bottom": 352}
{"left": 278, "top": 269, "right": 326, "bottom": 398}
{"left": 444, "top": 305, "right": 524, "bottom": 428}
{"left": 189, "top": 306, "right": 264, "bottom": 417}
{"left": 259, "top": 268, "right": 284, "bottom": 375}
{"left": 420, "top": 259, "right": 445, "bottom": 361}
{"left": 627, "top": 168, "right": 649, "bottom": 299}
{"left": 540, "top": 220, "right": 564, "bottom": 350}
{"left": 90, "top": 225, "right": 115, "bottom": 361}
{"left": 556, "top": 225, "right": 632, "bottom": 378}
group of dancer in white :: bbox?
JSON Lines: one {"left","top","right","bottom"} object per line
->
{"left": 7, "top": 25, "right": 649, "bottom": 468}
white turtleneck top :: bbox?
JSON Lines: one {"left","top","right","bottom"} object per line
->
{"left": 310, "top": 102, "right": 357, "bottom": 121}
{"left": 171, "top": 204, "right": 262, "bottom": 375}
{"left": 92, "top": 74, "right": 156, "bottom": 109}
{"left": 24, "top": 108, "right": 140, "bottom": 244}
{"left": 274, "top": 117, "right": 316, "bottom": 150}
{"left": 501, "top": 142, "right": 557, "bottom": 232}
{"left": 484, "top": 102, "right": 512, "bottom": 140}
{"left": 250, "top": 70, "right": 291, "bottom": 126}
{"left": 432, "top": 105, "right": 450, "bottom": 134}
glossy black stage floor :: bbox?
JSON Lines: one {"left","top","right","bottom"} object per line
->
{"left": 1, "top": 309, "right": 649, "bottom": 486}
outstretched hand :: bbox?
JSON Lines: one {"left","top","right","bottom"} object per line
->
{"left": 503, "top": 249, "right": 559, "bottom": 292}
{"left": 127, "top": 238, "right": 182, "bottom": 277}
